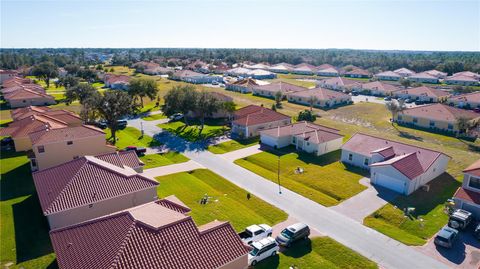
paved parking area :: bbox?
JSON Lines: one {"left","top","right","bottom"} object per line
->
{"left": 415, "top": 226, "right": 480, "bottom": 269}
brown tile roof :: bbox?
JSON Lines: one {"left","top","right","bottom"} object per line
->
{"left": 105, "top": 74, "right": 131, "bottom": 84}
{"left": 228, "top": 78, "right": 260, "bottom": 87}
{"left": 319, "top": 77, "right": 362, "bottom": 88}
{"left": 362, "top": 81, "right": 400, "bottom": 93}
{"left": 370, "top": 152, "right": 424, "bottom": 180}
{"left": 253, "top": 81, "right": 307, "bottom": 94}
{"left": 3, "top": 87, "right": 54, "bottom": 101}
{"left": 425, "top": 70, "right": 447, "bottom": 78}
{"left": 11, "top": 106, "right": 51, "bottom": 119}
{"left": 0, "top": 115, "right": 68, "bottom": 138}
{"left": 261, "top": 121, "right": 342, "bottom": 144}
{"left": 409, "top": 72, "right": 439, "bottom": 80}
{"left": 463, "top": 159, "right": 480, "bottom": 177}
{"left": 50, "top": 200, "right": 248, "bottom": 269}
{"left": 345, "top": 68, "right": 371, "bottom": 76}
{"left": 32, "top": 156, "right": 158, "bottom": 215}
{"left": 29, "top": 125, "right": 105, "bottom": 145}
{"left": 95, "top": 151, "right": 144, "bottom": 169}
{"left": 398, "top": 103, "right": 479, "bottom": 122}
{"left": 233, "top": 105, "right": 290, "bottom": 127}
{"left": 342, "top": 133, "right": 448, "bottom": 173}
{"left": 448, "top": 92, "right": 480, "bottom": 103}
{"left": 454, "top": 187, "right": 480, "bottom": 205}
{"left": 2, "top": 76, "right": 30, "bottom": 87}
{"left": 288, "top": 87, "right": 350, "bottom": 100}
{"left": 395, "top": 86, "right": 450, "bottom": 98}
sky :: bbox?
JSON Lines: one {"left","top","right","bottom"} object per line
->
{"left": 1, "top": 0, "right": 479, "bottom": 51}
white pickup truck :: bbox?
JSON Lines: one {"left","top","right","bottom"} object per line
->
{"left": 238, "top": 224, "right": 273, "bottom": 245}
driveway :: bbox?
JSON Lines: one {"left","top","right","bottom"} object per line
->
{"left": 127, "top": 118, "right": 450, "bottom": 269}
{"left": 220, "top": 144, "right": 262, "bottom": 162}
{"left": 143, "top": 160, "right": 204, "bottom": 178}
{"left": 415, "top": 226, "right": 480, "bottom": 269}
{"left": 331, "top": 178, "right": 398, "bottom": 222}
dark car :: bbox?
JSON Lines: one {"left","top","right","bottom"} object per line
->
{"left": 448, "top": 209, "right": 473, "bottom": 230}
{"left": 124, "top": 146, "right": 147, "bottom": 156}
{"left": 474, "top": 223, "right": 480, "bottom": 240}
{"left": 96, "top": 121, "right": 108, "bottom": 129}
{"left": 1, "top": 137, "right": 14, "bottom": 150}
{"left": 414, "top": 100, "right": 424, "bottom": 105}
{"left": 351, "top": 91, "right": 359, "bottom": 96}
{"left": 117, "top": 120, "right": 128, "bottom": 129}
{"left": 434, "top": 226, "right": 458, "bottom": 248}
{"left": 275, "top": 223, "right": 310, "bottom": 247}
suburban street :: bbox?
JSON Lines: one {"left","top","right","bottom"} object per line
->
{"left": 129, "top": 117, "right": 451, "bottom": 269}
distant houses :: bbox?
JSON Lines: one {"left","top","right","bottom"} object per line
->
{"left": 393, "top": 68, "right": 416, "bottom": 77}
{"left": 292, "top": 63, "right": 318, "bottom": 75}
{"left": 286, "top": 87, "right": 352, "bottom": 108}
{"left": 317, "top": 77, "right": 363, "bottom": 92}
{"left": 231, "top": 105, "right": 291, "bottom": 138}
{"left": 375, "top": 71, "right": 402, "bottom": 81}
{"left": 1, "top": 76, "right": 55, "bottom": 108}
{"left": 361, "top": 81, "right": 400, "bottom": 96}
{"left": 392, "top": 86, "right": 450, "bottom": 103}
{"left": 447, "top": 92, "right": 480, "bottom": 109}
{"left": 170, "top": 70, "right": 223, "bottom": 84}
{"left": 344, "top": 68, "right": 371, "bottom": 78}
{"left": 104, "top": 74, "right": 131, "bottom": 90}
{"left": 317, "top": 67, "right": 340, "bottom": 77}
{"left": 225, "top": 78, "right": 260, "bottom": 93}
{"left": 408, "top": 72, "right": 440, "bottom": 84}
{"left": 445, "top": 74, "right": 480, "bottom": 86}
{"left": 252, "top": 81, "right": 307, "bottom": 98}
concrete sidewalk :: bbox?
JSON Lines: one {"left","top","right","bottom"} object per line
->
{"left": 220, "top": 144, "right": 262, "bottom": 162}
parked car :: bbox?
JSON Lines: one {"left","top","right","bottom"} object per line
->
{"left": 1, "top": 137, "right": 14, "bottom": 150}
{"left": 448, "top": 209, "right": 473, "bottom": 230}
{"left": 414, "top": 100, "right": 424, "bottom": 105}
{"left": 211, "top": 81, "right": 219, "bottom": 85}
{"left": 248, "top": 237, "right": 279, "bottom": 266}
{"left": 96, "top": 121, "right": 108, "bottom": 129}
{"left": 351, "top": 91, "right": 359, "bottom": 96}
{"left": 474, "top": 108, "right": 480, "bottom": 113}
{"left": 117, "top": 120, "right": 127, "bottom": 129}
{"left": 275, "top": 222, "right": 310, "bottom": 247}
{"left": 169, "top": 113, "right": 184, "bottom": 121}
{"left": 384, "top": 96, "right": 392, "bottom": 101}
{"left": 474, "top": 223, "right": 480, "bottom": 240}
{"left": 434, "top": 226, "right": 458, "bottom": 248}
{"left": 405, "top": 99, "right": 414, "bottom": 104}
{"left": 123, "top": 146, "right": 147, "bottom": 156}
{"left": 238, "top": 224, "right": 272, "bottom": 245}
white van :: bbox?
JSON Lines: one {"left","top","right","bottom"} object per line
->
{"left": 248, "top": 237, "right": 279, "bottom": 266}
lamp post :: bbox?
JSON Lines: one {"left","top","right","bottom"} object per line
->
{"left": 141, "top": 121, "right": 144, "bottom": 136}
{"left": 277, "top": 155, "right": 282, "bottom": 194}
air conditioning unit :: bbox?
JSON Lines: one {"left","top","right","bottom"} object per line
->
{"left": 421, "top": 184, "right": 430, "bottom": 192}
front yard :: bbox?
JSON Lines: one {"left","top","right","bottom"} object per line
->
{"left": 364, "top": 173, "right": 461, "bottom": 245}
{"left": 158, "top": 119, "right": 229, "bottom": 142}
{"left": 207, "top": 137, "right": 259, "bottom": 154}
{"left": 105, "top": 127, "right": 162, "bottom": 149}
{"left": 141, "top": 113, "right": 166, "bottom": 121}
{"left": 234, "top": 149, "right": 368, "bottom": 207}
{"left": 155, "top": 169, "right": 287, "bottom": 231}
{"left": 255, "top": 237, "right": 377, "bottom": 269}
{"left": 139, "top": 152, "right": 189, "bottom": 169}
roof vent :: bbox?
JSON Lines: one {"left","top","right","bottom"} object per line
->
{"left": 67, "top": 242, "right": 73, "bottom": 248}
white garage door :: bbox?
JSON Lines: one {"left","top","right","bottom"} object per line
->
{"left": 374, "top": 173, "right": 406, "bottom": 194}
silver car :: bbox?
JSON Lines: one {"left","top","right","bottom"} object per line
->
{"left": 275, "top": 223, "right": 310, "bottom": 247}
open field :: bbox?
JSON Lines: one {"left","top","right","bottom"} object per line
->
{"left": 0, "top": 151, "right": 56, "bottom": 269}
{"left": 105, "top": 127, "right": 162, "bottom": 149}
{"left": 207, "top": 137, "right": 259, "bottom": 154}
{"left": 155, "top": 169, "right": 288, "bottom": 231}
{"left": 235, "top": 149, "right": 368, "bottom": 207}
{"left": 139, "top": 152, "right": 189, "bottom": 169}
{"left": 255, "top": 237, "right": 377, "bottom": 269}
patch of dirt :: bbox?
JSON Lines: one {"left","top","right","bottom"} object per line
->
{"left": 329, "top": 115, "right": 373, "bottom": 128}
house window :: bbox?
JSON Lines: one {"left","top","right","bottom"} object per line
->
{"left": 38, "top": 146, "right": 45, "bottom": 153}
{"left": 448, "top": 124, "right": 453, "bottom": 130}
{"left": 292, "top": 137, "right": 296, "bottom": 143}
{"left": 429, "top": 121, "right": 435, "bottom": 127}
{"left": 364, "top": 158, "right": 369, "bottom": 166}
{"left": 348, "top": 154, "right": 353, "bottom": 161}
{"left": 413, "top": 118, "right": 418, "bottom": 123}
{"left": 67, "top": 141, "right": 73, "bottom": 145}
{"left": 469, "top": 177, "right": 480, "bottom": 190}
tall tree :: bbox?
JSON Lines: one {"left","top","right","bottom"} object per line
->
{"left": 274, "top": 91, "right": 283, "bottom": 108}
{"left": 195, "top": 91, "right": 220, "bottom": 131}
{"left": 32, "top": 61, "right": 58, "bottom": 88}
{"left": 97, "top": 91, "right": 134, "bottom": 144}
{"left": 128, "top": 77, "right": 158, "bottom": 107}
{"left": 64, "top": 83, "right": 97, "bottom": 105}
{"left": 457, "top": 117, "right": 471, "bottom": 136}
{"left": 162, "top": 85, "right": 197, "bottom": 125}
{"left": 399, "top": 78, "right": 411, "bottom": 89}
{"left": 385, "top": 100, "right": 405, "bottom": 125}
{"left": 222, "top": 101, "right": 236, "bottom": 121}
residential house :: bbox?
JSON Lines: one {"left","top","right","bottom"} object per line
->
{"left": 246, "top": 69, "right": 277, "bottom": 79}
{"left": 375, "top": 71, "right": 402, "bottom": 81}
{"left": 188, "top": 92, "right": 234, "bottom": 119}
{"left": 395, "top": 103, "right": 480, "bottom": 135}
{"left": 171, "top": 70, "right": 223, "bottom": 84}
{"left": 445, "top": 75, "right": 480, "bottom": 86}
{"left": 225, "top": 67, "right": 251, "bottom": 77}
{"left": 451, "top": 71, "right": 480, "bottom": 80}
{"left": 0, "top": 69, "right": 18, "bottom": 83}
{"left": 269, "top": 63, "right": 294, "bottom": 74}
{"left": 393, "top": 68, "right": 416, "bottom": 77}
{"left": 316, "top": 77, "right": 363, "bottom": 92}
{"left": 186, "top": 60, "right": 210, "bottom": 73}
{"left": 49, "top": 198, "right": 249, "bottom": 269}
{"left": 245, "top": 63, "right": 270, "bottom": 70}
{"left": 447, "top": 92, "right": 480, "bottom": 109}
{"left": 104, "top": 74, "right": 131, "bottom": 90}
{"left": 287, "top": 87, "right": 352, "bottom": 108}
{"left": 361, "top": 81, "right": 400, "bottom": 96}
{"left": 393, "top": 86, "right": 450, "bottom": 103}
{"left": 2, "top": 76, "right": 32, "bottom": 88}
{"left": 252, "top": 81, "right": 307, "bottom": 99}
{"left": 32, "top": 154, "right": 158, "bottom": 229}
{"left": 226, "top": 78, "right": 260, "bottom": 93}
{"left": 453, "top": 160, "right": 480, "bottom": 219}
{"left": 3, "top": 87, "right": 56, "bottom": 108}
{"left": 424, "top": 69, "right": 448, "bottom": 79}
{"left": 28, "top": 125, "right": 117, "bottom": 171}
{"left": 260, "top": 121, "right": 343, "bottom": 155}
{"left": 317, "top": 67, "right": 339, "bottom": 77}
{"left": 232, "top": 105, "right": 291, "bottom": 138}
{"left": 407, "top": 72, "right": 440, "bottom": 84}
{"left": 291, "top": 63, "right": 318, "bottom": 75}
{"left": 344, "top": 68, "right": 371, "bottom": 78}
{"left": 341, "top": 133, "right": 450, "bottom": 195}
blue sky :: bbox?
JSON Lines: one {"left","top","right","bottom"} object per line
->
{"left": 1, "top": 0, "right": 479, "bottom": 51}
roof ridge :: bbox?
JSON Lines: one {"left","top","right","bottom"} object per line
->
{"left": 109, "top": 221, "right": 138, "bottom": 268}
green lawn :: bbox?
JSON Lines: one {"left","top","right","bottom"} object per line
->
{"left": 255, "top": 237, "right": 377, "bottom": 269}
{"left": 234, "top": 149, "right": 368, "bottom": 207}
{"left": 158, "top": 119, "right": 229, "bottom": 142}
{"left": 155, "top": 169, "right": 287, "bottom": 231}
{"left": 207, "top": 137, "right": 259, "bottom": 154}
{"left": 364, "top": 173, "right": 461, "bottom": 245}
{"left": 142, "top": 113, "right": 166, "bottom": 121}
{"left": 0, "top": 150, "right": 56, "bottom": 269}
{"left": 139, "top": 152, "right": 189, "bottom": 169}
{"left": 105, "top": 127, "right": 162, "bottom": 149}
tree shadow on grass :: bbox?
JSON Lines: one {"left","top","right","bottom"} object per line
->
{"left": 46, "top": 260, "right": 59, "bottom": 269}
{"left": 13, "top": 194, "right": 53, "bottom": 263}
{"left": 398, "top": 131, "right": 424, "bottom": 142}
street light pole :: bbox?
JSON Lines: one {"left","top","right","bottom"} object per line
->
{"left": 277, "top": 155, "right": 282, "bottom": 194}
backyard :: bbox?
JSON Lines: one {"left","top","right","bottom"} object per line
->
{"left": 255, "top": 237, "right": 377, "bottom": 269}
{"left": 207, "top": 137, "right": 259, "bottom": 154}
{"left": 158, "top": 119, "right": 229, "bottom": 142}
{"left": 155, "top": 169, "right": 288, "bottom": 231}
{"left": 234, "top": 149, "right": 368, "bottom": 207}
{"left": 105, "top": 126, "right": 162, "bottom": 149}
{"left": 139, "top": 152, "right": 189, "bottom": 169}
{"left": 364, "top": 173, "right": 461, "bottom": 245}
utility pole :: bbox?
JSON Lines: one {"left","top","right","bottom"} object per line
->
{"left": 277, "top": 155, "right": 282, "bottom": 194}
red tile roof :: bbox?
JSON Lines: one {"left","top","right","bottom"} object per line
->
{"left": 3, "top": 87, "right": 54, "bottom": 101}
{"left": 371, "top": 146, "right": 396, "bottom": 159}
{"left": 448, "top": 92, "right": 480, "bottom": 103}
{"left": 463, "top": 159, "right": 480, "bottom": 177}
{"left": 11, "top": 106, "right": 51, "bottom": 119}
{"left": 233, "top": 105, "right": 290, "bottom": 127}
{"left": 50, "top": 200, "right": 248, "bottom": 269}
{"left": 342, "top": 133, "right": 449, "bottom": 174}
{"left": 362, "top": 81, "right": 400, "bottom": 93}
{"left": 0, "top": 115, "right": 68, "bottom": 138}
{"left": 395, "top": 86, "right": 450, "bottom": 98}
{"left": 105, "top": 74, "right": 131, "bottom": 84}
{"left": 370, "top": 152, "right": 425, "bottom": 180}
{"left": 29, "top": 125, "right": 105, "bottom": 145}
{"left": 398, "top": 103, "right": 479, "bottom": 123}
{"left": 32, "top": 156, "right": 158, "bottom": 215}
{"left": 454, "top": 187, "right": 480, "bottom": 205}
{"left": 2, "top": 77, "right": 32, "bottom": 88}
{"left": 95, "top": 151, "right": 145, "bottom": 169}
{"left": 228, "top": 78, "right": 260, "bottom": 87}
{"left": 445, "top": 75, "right": 479, "bottom": 82}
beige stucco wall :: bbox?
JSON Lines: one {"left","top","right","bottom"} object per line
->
{"left": 13, "top": 136, "right": 32, "bottom": 152}
{"left": 395, "top": 114, "right": 457, "bottom": 132}
{"left": 233, "top": 118, "right": 291, "bottom": 138}
{"left": 218, "top": 254, "right": 248, "bottom": 269}
{"left": 287, "top": 95, "right": 351, "bottom": 108}
{"left": 47, "top": 187, "right": 158, "bottom": 229}
{"left": 33, "top": 135, "right": 116, "bottom": 170}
